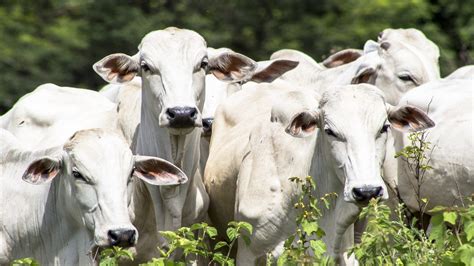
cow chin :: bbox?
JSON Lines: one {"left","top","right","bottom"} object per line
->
{"left": 168, "top": 127, "right": 196, "bottom": 135}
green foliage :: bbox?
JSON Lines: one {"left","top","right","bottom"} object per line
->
{"left": 0, "top": 0, "right": 472, "bottom": 113}
{"left": 144, "top": 221, "right": 252, "bottom": 265}
{"left": 350, "top": 201, "right": 474, "bottom": 266}
{"left": 11, "top": 258, "right": 39, "bottom": 266}
{"left": 395, "top": 131, "right": 433, "bottom": 228}
{"left": 99, "top": 246, "right": 134, "bottom": 266}
{"left": 277, "top": 176, "right": 335, "bottom": 266}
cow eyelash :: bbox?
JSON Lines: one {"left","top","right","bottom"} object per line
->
{"left": 398, "top": 74, "right": 416, "bottom": 83}
{"left": 380, "top": 124, "right": 390, "bottom": 134}
{"left": 72, "top": 168, "right": 87, "bottom": 182}
{"left": 140, "top": 61, "right": 150, "bottom": 72}
{"left": 200, "top": 57, "right": 209, "bottom": 70}
{"left": 324, "top": 128, "right": 338, "bottom": 138}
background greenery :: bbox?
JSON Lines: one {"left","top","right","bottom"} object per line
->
{"left": 0, "top": 0, "right": 472, "bottom": 113}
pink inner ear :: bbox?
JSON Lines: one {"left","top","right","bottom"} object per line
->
{"left": 107, "top": 72, "right": 118, "bottom": 81}
{"left": 211, "top": 70, "right": 228, "bottom": 81}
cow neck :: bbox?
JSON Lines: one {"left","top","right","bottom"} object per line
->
{"left": 310, "top": 132, "right": 360, "bottom": 258}
{"left": 11, "top": 175, "right": 84, "bottom": 263}
{"left": 136, "top": 86, "right": 189, "bottom": 167}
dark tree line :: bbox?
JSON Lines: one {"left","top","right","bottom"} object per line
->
{"left": 0, "top": 0, "right": 472, "bottom": 113}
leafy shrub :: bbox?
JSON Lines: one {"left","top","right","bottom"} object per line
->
{"left": 277, "top": 176, "right": 335, "bottom": 266}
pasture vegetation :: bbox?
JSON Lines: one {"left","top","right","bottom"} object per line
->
{"left": 12, "top": 133, "right": 474, "bottom": 265}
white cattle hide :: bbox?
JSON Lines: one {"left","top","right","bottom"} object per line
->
{"left": 0, "top": 83, "right": 118, "bottom": 149}
{"left": 0, "top": 128, "right": 186, "bottom": 265}
{"left": 234, "top": 85, "right": 434, "bottom": 264}
{"left": 394, "top": 79, "right": 474, "bottom": 212}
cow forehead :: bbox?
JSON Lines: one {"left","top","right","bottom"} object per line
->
{"left": 139, "top": 28, "right": 207, "bottom": 60}
{"left": 64, "top": 129, "right": 133, "bottom": 176}
{"left": 320, "top": 85, "right": 387, "bottom": 125}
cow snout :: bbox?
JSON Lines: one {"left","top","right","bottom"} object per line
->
{"left": 166, "top": 107, "right": 199, "bottom": 128}
{"left": 107, "top": 229, "right": 137, "bottom": 247}
{"left": 202, "top": 118, "right": 213, "bottom": 137}
{"left": 352, "top": 186, "right": 383, "bottom": 202}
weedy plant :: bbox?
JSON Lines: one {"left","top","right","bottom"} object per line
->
{"left": 99, "top": 246, "right": 134, "bottom": 266}
{"left": 140, "top": 221, "right": 252, "bottom": 266}
{"left": 276, "top": 176, "right": 335, "bottom": 266}
{"left": 351, "top": 131, "right": 474, "bottom": 266}
{"left": 11, "top": 258, "right": 39, "bottom": 266}
{"left": 394, "top": 130, "right": 434, "bottom": 228}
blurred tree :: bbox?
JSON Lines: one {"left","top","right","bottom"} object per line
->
{"left": 0, "top": 0, "right": 472, "bottom": 113}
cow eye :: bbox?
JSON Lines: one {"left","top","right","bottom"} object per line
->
{"left": 380, "top": 124, "right": 390, "bottom": 134}
{"left": 72, "top": 169, "right": 86, "bottom": 181}
{"left": 200, "top": 57, "right": 209, "bottom": 70}
{"left": 324, "top": 128, "right": 338, "bottom": 138}
{"left": 141, "top": 61, "right": 150, "bottom": 72}
{"left": 398, "top": 74, "right": 415, "bottom": 83}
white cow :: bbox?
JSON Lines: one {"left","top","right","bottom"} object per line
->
{"left": 0, "top": 128, "right": 187, "bottom": 265}
{"left": 233, "top": 85, "right": 434, "bottom": 264}
{"left": 272, "top": 28, "right": 441, "bottom": 105}
{"left": 394, "top": 79, "right": 474, "bottom": 212}
{"left": 444, "top": 65, "right": 474, "bottom": 80}
{"left": 93, "top": 27, "right": 298, "bottom": 262}
{"left": 0, "top": 83, "right": 118, "bottom": 149}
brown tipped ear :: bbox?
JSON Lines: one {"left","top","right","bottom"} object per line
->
{"left": 23, "top": 157, "right": 61, "bottom": 184}
{"left": 250, "top": 60, "right": 299, "bottom": 83}
{"left": 133, "top": 155, "right": 188, "bottom": 186}
{"left": 285, "top": 111, "right": 319, "bottom": 138}
{"left": 322, "top": 49, "right": 363, "bottom": 68}
{"left": 208, "top": 52, "right": 257, "bottom": 82}
{"left": 93, "top": 53, "right": 140, "bottom": 84}
{"left": 388, "top": 105, "right": 435, "bottom": 132}
{"left": 351, "top": 65, "right": 378, "bottom": 84}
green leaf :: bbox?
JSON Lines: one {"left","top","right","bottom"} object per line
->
{"left": 214, "top": 241, "right": 228, "bottom": 250}
{"left": 205, "top": 226, "right": 218, "bottom": 238}
{"left": 226, "top": 227, "right": 237, "bottom": 241}
{"left": 464, "top": 220, "right": 474, "bottom": 241}
{"left": 454, "top": 244, "right": 474, "bottom": 266}
{"left": 238, "top": 222, "right": 253, "bottom": 235}
{"left": 443, "top": 211, "right": 458, "bottom": 225}
{"left": 429, "top": 214, "right": 446, "bottom": 247}
{"left": 310, "top": 240, "right": 327, "bottom": 257}
{"left": 301, "top": 220, "right": 318, "bottom": 235}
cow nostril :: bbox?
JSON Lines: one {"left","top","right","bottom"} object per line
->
{"left": 166, "top": 109, "right": 175, "bottom": 119}
{"left": 107, "top": 230, "right": 120, "bottom": 246}
{"left": 352, "top": 186, "right": 383, "bottom": 202}
{"left": 190, "top": 109, "right": 197, "bottom": 119}
{"left": 107, "top": 229, "right": 137, "bottom": 247}
{"left": 202, "top": 118, "right": 213, "bottom": 131}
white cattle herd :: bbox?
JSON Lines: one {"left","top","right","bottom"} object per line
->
{"left": 0, "top": 26, "right": 472, "bottom": 265}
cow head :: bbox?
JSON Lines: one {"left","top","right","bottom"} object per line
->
{"left": 94, "top": 28, "right": 297, "bottom": 136}
{"left": 201, "top": 47, "right": 299, "bottom": 138}
{"left": 22, "top": 129, "right": 187, "bottom": 247}
{"left": 321, "top": 29, "right": 440, "bottom": 105}
{"left": 286, "top": 84, "right": 434, "bottom": 205}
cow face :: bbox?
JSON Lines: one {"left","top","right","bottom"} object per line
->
{"left": 286, "top": 84, "right": 434, "bottom": 205}
{"left": 353, "top": 29, "right": 440, "bottom": 105}
{"left": 94, "top": 28, "right": 278, "bottom": 135}
{"left": 22, "top": 129, "right": 187, "bottom": 247}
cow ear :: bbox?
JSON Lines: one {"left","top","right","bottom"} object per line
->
{"left": 23, "top": 156, "right": 62, "bottom": 184}
{"left": 133, "top": 156, "right": 188, "bottom": 186}
{"left": 249, "top": 59, "right": 299, "bottom": 83}
{"left": 93, "top": 53, "right": 140, "bottom": 84}
{"left": 351, "top": 64, "right": 378, "bottom": 84}
{"left": 285, "top": 111, "right": 319, "bottom": 138}
{"left": 322, "top": 49, "right": 363, "bottom": 68}
{"left": 388, "top": 105, "right": 435, "bottom": 132}
{"left": 208, "top": 52, "right": 257, "bottom": 82}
